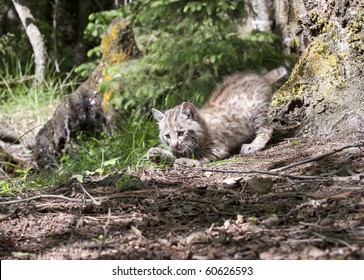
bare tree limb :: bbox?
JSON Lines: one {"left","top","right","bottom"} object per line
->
{"left": 270, "top": 141, "right": 364, "bottom": 172}
{"left": 0, "top": 189, "right": 155, "bottom": 206}
{"left": 184, "top": 141, "right": 363, "bottom": 179}
{"left": 0, "top": 75, "right": 36, "bottom": 85}
{"left": 0, "top": 194, "right": 90, "bottom": 206}
{"left": 193, "top": 166, "right": 327, "bottom": 180}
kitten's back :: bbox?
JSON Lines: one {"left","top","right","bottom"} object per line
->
{"left": 199, "top": 67, "right": 287, "bottom": 153}
{"left": 202, "top": 67, "right": 286, "bottom": 111}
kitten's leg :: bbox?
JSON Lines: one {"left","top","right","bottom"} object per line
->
{"left": 241, "top": 126, "right": 272, "bottom": 154}
{"left": 147, "top": 147, "right": 176, "bottom": 165}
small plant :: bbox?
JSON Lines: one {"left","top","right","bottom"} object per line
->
{"left": 0, "top": 52, "right": 81, "bottom": 192}
{"left": 58, "top": 115, "right": 158, "bottom": 176}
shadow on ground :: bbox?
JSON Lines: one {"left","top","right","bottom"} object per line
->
{"left": 1, "top": 137, "right": 364, "bottom": 259}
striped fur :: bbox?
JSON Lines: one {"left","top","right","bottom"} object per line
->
{"left": 148, "top": 67, "right": 287, "bottom": 165}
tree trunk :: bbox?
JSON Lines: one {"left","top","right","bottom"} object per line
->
{"left": 239, "top": 0, "right": 298, "bottom": 55}
{"left": 11, "top": 0, "right": 46, "bottom": 82}
{"left": 74, "top": 0, "right": 92, "bottom": 64}
{"left": 33, "top": 18, "right": 140, "bottom": 169}
{"left": 51, "top": 0, "right": 60, "bottom": 72}
{"left": 275, "top": 0, "right": 364, "bottom": 139}
{"left": 0, "top": 0, "right": 10, "bottom": 34}
{"left": 240, "top": 0, "right": 272, "bottom": 33}
{"left": 273, "top": 0, "right": 298, "bottom": 55}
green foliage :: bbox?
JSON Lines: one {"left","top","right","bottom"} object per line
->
{"left": 0, "top": 166, "right": 46, "bottom": 196}
{"left": 68, "top": 0, "right": 289, "bottom": 175}
{"left": 58, "top": 115, "right": 158, "bottom": 176}
{"left": 0, "top": 33, "right": 15, "bottom": 56}
{"left": 84, "top": 10, "right": 124, "bottom": 43}
{"left": 1, "top": 1, "right": 292, "bottom": 191}
{"left": 96, "top": 0, "right": 287, "bottom": 116}
{"left": 0, "top": 58, "right": 78, "bottom": 104}
{"left": 75, "top": 10, "right": 124, "bottom": 77}
{"left": 0, "top": 55, "right": 80, "bottom": 194}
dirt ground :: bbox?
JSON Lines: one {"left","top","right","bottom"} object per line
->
{"left": 1, "top": 136, "right": 364, "bottom": 260}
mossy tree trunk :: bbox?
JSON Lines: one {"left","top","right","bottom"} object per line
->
{"left": 33, "top": 18, "right": 139, "bottom": 169}
{"left": 276, "top": 0, "right": 364, "bottom": 138}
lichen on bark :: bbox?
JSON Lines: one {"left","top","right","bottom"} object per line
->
{"left": 275, "top": 0, "right": 364, "bottom": 138}
{"left": 33, "top": 18, "right": 140, "bottom": 169}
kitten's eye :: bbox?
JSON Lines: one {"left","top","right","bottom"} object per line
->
{"left": 177, "top": 130, "right": 185, "bottom": 137}
{"left": 165, "top": 133, "right": 171, "bottom": 139}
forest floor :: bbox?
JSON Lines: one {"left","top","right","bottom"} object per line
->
{"left": 1, "top": 135, "right": 364, "bottom": 260}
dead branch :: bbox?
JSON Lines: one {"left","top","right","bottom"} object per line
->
{"left": 0, "top": 194, "right": 91, "bottom": 206}
{"left": 0, "top": 189, "right": 156, "bottom": 206}
{"left": 311, "top": 231, "right": 355, "bottom": 248}
{"left": 195, "top": 166, "right": 327, "bottom": 180}
{"left": 0, "top": 140, "right": 32, "bottom": 166}
{"left": 178, "top": 141, "right": 364, "bottom": 183}
{"left": 270, "top": 141, "right": 364, "bottom": 172}
{"left": 77, "top": 183, "right": 98, "bottom": 205}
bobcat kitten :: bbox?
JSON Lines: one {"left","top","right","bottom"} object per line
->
{"left": 148, "top": 67, "right": 287, "bottom": 166}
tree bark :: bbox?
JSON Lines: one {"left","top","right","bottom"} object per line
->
{"left": 33, "top": 18, "right": 140, "bottom": 169}
{"left": 275, "top": 0, "right": 364, "bottom": 138}
{"left": 273, "top": 0, "right": 298, "bottom": 55}
{"left": 74, "top": 0, "right": 92, "bottom": 64}
{"left": 241, "top": 0, "right": 272, "bottom": 33}
{"left": 239, "top": 0, "right": 298, "bottom": 55}
{"left": 0, "top": 0, "right": 9, "bottom": 34}
{"left": 11, "top": 0, "right": 46, "bottom": 82}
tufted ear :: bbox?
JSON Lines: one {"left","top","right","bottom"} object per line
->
{"left": 181, "top": 102, "right": 198, "bottom": 120}
{"left": 151, "top": 108, "right": 165, "bottom": 122}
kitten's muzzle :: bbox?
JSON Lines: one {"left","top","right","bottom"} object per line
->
{"left": 171, "top": 141, "right": 184, "bottom": 152}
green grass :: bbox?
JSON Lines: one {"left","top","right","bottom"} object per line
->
{"left": 0, "top": 57, "right": 79, "bottom": 140}
{"left": 57, "top": 115, "right": 159, "bottom": 177}
{"left": 0, "top": 56, "right": 81, "bottom": 194}
{"left": 0, "top": 54, "right": 161, "bottom": 195}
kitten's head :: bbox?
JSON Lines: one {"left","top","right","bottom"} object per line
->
{"left": 152, "top": 102, "right": 205, "bottom": 158}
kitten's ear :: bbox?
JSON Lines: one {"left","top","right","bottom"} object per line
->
{"left": 181, "top": 102, "right": 198, "bottom": 120}
{"left": 151, "top": 108, "right": 165, "bottom": 122}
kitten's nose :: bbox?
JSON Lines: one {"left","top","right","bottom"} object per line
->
{"left": 171, "top": 141, "right": 180, "bottom": 150}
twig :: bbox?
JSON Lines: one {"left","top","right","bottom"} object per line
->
{"left": 286, "top": 198, "right": 328, "bottom": 217}
{"left": 195, "top": 166, "right": 327, "bottom": 180}
{"left": 77, "top": 183, "right": 98, "bottom": 204}
{"left": 270, "top": 141, "right": 364, "bottom": 172}
{"left": 311, "top": 231, "right": 354, "bottom": 248}
{"left": 67, "top": 207, "right": 83, "bottom": 259}
{"left": 0, "top": 194, "right": 91, "bottom": 206}
{"left": 97, "top": 207, "right": 111, "bottom": 259}
{"left": 0, "top": 189, "right": 155, "bottom": 206}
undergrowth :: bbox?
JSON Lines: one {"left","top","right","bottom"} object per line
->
{"left": 58, "top": 115, "right": 159, "bottom": 176}
{"left": 0, "top": 53, "right": 80, "bottom": 194}
{"left": 1, "top": 0, "right": 295, "bottom": 194}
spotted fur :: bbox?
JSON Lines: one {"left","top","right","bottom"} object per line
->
{"left": 148, "top": 67, "right": 287, "bottom": 165}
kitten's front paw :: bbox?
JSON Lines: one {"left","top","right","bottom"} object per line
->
{"left": 240, "top": 144, "right": 261, "bottom": 154}
{"left": 174, "top": 158, "right": 201, "bottom": 168}
{"left": 147, "top": 147, "right": 175, "bottom": 165}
